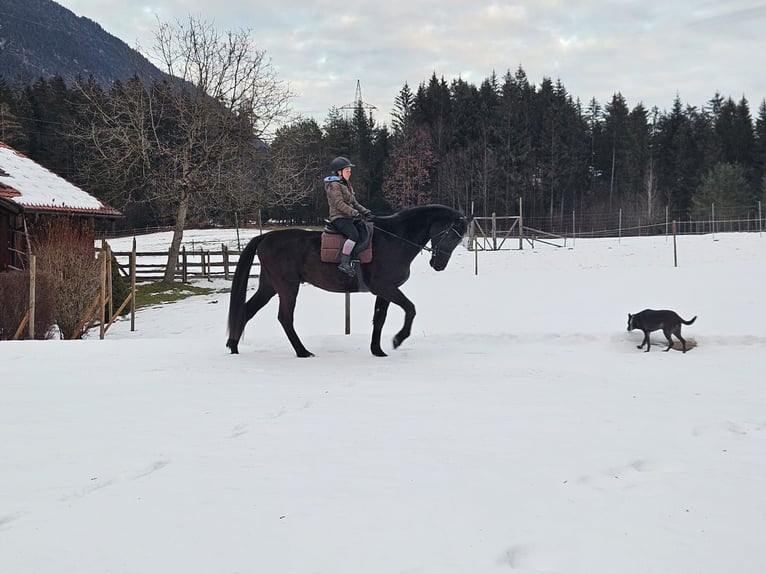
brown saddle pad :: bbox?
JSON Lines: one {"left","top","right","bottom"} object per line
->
{"left": 320, "top": 223, "right": 373, "bottom": 264}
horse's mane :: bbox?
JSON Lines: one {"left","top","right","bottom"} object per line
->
{"left": 383, "top": 204, "right": 463, "bottom": 223}
{"left": 397, "top": 204, "right": 461, "bottom": 216}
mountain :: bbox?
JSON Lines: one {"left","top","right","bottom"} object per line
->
{"left": 0, "top": 0, "right": 166, "bottom": 86}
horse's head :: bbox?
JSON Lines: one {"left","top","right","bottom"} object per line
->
{"left": 429, "top": 212, "right": 469, "bottom": 271}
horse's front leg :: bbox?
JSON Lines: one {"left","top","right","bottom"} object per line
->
{"left": 370, "top": 296, "right": 391, "bottom": 357}
{"left": 376, "top": 288, "right": 416, "bottom": 351}
{"left": 276, "top": 283, "right": 314, "bottom": 358}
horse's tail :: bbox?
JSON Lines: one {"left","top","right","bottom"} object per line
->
{"left": 226, "top": 234, "right": 266, "bottom": 353}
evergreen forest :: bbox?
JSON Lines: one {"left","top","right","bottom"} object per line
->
{"left": 1, "top": 66, "right": 765, "bottom": 236}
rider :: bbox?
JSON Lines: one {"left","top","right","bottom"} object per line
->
{"left": 324, "top": 156, "right": 374, "bottom": 276}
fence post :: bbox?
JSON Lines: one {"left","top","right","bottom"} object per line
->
{"left": 518, "top": 197, "right": 524, "bottom": 250}
{"left": 618, "top": 208, "right": 622, "bottom": 244}
{"left": 345, "top": 293, "right": 351, "bottom": 335}
{"left": 99, "top": 240, "right": 107, "bottom": 340}
{"left": 572, "top": 210, "right": 576, "bottom": 247}
{"left": 223, "top": 244, "right": 229, "bottom": 280}
{"left": 469, "top": 213, "right": 479, "bottom": 274}
{"left": 182, "top": 246, "right": 188, "bottom": 283}
{"left": 235, "top": 211, "right": 241, "bottom": 250}
{"left": 28, "top": 254, "right": 36, "bottom": 339}
{"left": 672, "top": 220, "right": 678, "bottom": 268}
{"left": 107, "top": 242, "right": 113, "bottom": 320}
{"left": 131, "top": 238, "right": 136, "bottom": 332}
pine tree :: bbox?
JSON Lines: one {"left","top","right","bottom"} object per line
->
{"left": 391, "top": 83, "right": 414, "bottom": 141}
{"left": 692, "top": 162, "right": 751, "bottom": 220}
{"left": 754, "top": 100, "right": 766, "bottom": 201}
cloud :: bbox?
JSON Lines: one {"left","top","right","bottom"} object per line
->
{"left": 56, "top": 0, "right": 766, "bottom": 124}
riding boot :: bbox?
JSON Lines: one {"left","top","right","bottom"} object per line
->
{"left": 338, "top": 253, "right": 356, "bottom": 277}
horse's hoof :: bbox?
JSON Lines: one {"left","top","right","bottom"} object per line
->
{"left": 297, "top": 351, "right": 315, "bottom": 358}
{"left": 372, "top": 348, "right": 388, "bottom": 357}
{"left": 392, "top": 335, "right": 403, "bottom": 349}
{"left": 226, "top": 339, "right": 239, "bottom": 354}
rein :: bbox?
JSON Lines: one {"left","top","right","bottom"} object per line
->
{"left": 373, "top": 222, "right": 463, "bottom": 255}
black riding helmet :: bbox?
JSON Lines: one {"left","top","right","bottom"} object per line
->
{"left": 330, "top": 156, "right": 355, "bottom": 175}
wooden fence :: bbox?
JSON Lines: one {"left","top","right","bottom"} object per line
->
{"left": 468, "top": 213, "right": 566, "bottom": 250}
{"left": 112, "top": 243, "right": 259, "bottom": 282}
{"left": 12, "top": 241, "right": 136, "bottom": 340}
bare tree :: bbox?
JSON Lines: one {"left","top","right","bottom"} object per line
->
{"left": 76, "top": 16, "right": 293, "bottom": 281}
{"left": 383, "top": 127, "right": 435, "bottom": 209}
{"left": 266, "top": 119, "right": 324, "bottom": 209}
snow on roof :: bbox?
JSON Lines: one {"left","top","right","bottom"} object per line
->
{"left": 0, "top": 142, "right": 121, "bottom": 217}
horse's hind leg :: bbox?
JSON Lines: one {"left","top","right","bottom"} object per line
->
{"left": 370, "top": 296, "right": 391, "bottom": 357}
{"left": 227, "top": 281, "right": 277, "bottom": 354}
{"left": 276, "top": 283, "right": 314, "bottom": 358}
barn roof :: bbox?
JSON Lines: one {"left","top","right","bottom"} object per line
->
{"left": 0, "top": 142, "right": 121, "bottom": 217}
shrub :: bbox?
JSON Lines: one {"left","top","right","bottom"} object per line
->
{"left": 32, "top": 217, "right": 100, "bottom": 339}
{"left": 0, "top": 270, "right": 56, "bottom": 340}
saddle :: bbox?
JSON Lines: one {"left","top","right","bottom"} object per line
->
{"left": 320, "top": 221, "right": 374, "bottom": 264}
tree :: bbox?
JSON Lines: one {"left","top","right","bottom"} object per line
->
{"left": 602, "top": 93, "right": 630, "bottom": 211}
{"left": 383, "top": 127, "right": 435, "bottom": 208}
{"left": 391, "top": 83, "right": 414, "bottom": 140}
{"left": 624, "top": 103, "right": 651, "bottom": 217}
{"left": 692, "top": 162, "right": 750, "bottom": 220}
{"left": 0, "top": 77, "right": 27, "bottom": 148}
{"left": 76, "top": 16, "right": 292, "bottom": 281}
{"left": 715, "top": 97, "right": 755, "bottom": 168}
{"left": 265, "top": 118, "right": 324, "bottom": 223}
{"left": 755, "top": 100, "right": 766, "bottom": 201}
{"left": 653, "top": 96, "right": 700, "bottom": 217}
{"left": 497, "top": 68, "right": 533, "bottom": 215}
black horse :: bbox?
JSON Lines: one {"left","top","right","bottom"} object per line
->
{"left": 226, "top": 204, "right": 468, "bottom": 357}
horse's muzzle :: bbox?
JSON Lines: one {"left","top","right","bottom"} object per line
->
{"left": 430, "top": 256, "right": 447, "bottom": 271}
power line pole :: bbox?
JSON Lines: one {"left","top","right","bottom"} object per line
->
{"left": 339, "top": 80, "right": 377, "bottom": 119}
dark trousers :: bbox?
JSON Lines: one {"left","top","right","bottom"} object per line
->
{"left": 331, "top": 218, "right": 369, "bottom": 257}
{"left": 331, "top": 217, "right": 362, "bottom": 243}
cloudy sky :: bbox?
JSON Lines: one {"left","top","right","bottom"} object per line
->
{"left": 55, "top": 0, "right": 766, "bottom": 125}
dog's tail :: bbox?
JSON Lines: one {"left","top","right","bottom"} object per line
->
{"left": 683, "top": 315, "right": 697, "bottom": 325}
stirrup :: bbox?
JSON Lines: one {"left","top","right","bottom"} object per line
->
{"left": 338, "top": 261, "right": 356, "bottom": 277}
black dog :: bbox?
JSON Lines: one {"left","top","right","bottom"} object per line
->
{"left": 627, "top": 309, "right": 697, "bottom": 353}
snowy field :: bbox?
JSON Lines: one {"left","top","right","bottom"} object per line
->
{"left": 2, "top": 228, "right": 765, "bottom": 574}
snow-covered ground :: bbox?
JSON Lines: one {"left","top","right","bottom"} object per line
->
{"left": 2, "top": 229, "right": 765, "bottom": 574}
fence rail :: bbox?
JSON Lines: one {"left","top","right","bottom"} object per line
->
{"left": 515, "top": 202, "right": 765, "bottom": 239}
{"left": 111, "top": 244, "right": 258, "bottom": 282}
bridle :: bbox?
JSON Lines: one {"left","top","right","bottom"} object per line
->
{"left": 428, "top": 223, "right": 465, "bottom": 256}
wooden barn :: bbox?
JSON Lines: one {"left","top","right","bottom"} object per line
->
{"left": 0, "top": 141, "right": 121, "bottom": 271}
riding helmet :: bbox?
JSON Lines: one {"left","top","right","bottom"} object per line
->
{"left": 330, "top": 156, "right": 355, "bottom": 174}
